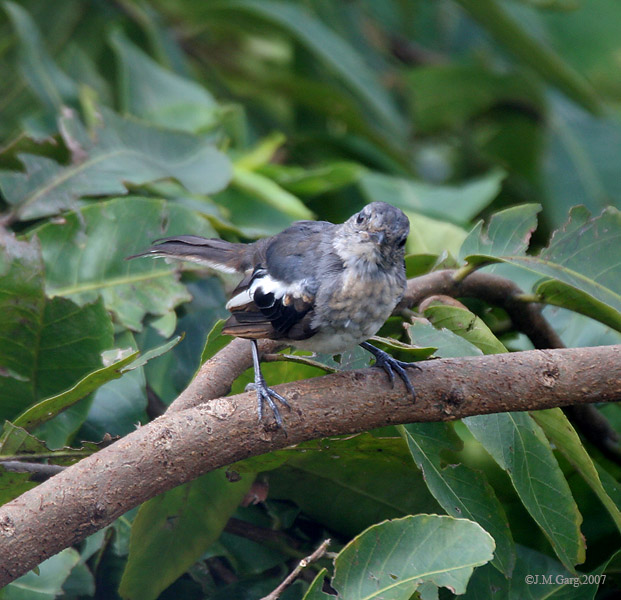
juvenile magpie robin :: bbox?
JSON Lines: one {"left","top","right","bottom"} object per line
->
{"left": 131, "top": 202, "right": 419, "bottom": 427}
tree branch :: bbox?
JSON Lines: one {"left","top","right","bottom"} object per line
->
{"left": 1, "top": 344, "right": 621, "bottom": 585}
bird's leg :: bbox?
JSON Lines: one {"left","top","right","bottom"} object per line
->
{"left": 246, "top": 339, "right": 291, "bottom": 428}
{"left": 360, "top": 341, "right": 420, "bottom": 401}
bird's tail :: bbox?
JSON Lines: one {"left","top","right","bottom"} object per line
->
{"left": 127, "top": 236, "right": 248, "bottom": 274}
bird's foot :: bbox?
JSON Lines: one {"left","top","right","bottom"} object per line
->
{"left": 361, "top": 342, "right": 420, "bottom": 401}
{"left": 246, "top": 378, "right": 291, "bottom": 430}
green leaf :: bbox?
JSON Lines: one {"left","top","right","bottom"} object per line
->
{"left": 422, "top": 304, "right": 508, "bottom": 355}
{"left": 0, "top": 234, "right": 114, "bottom": 421}
{"left": 406, "top": 212, "right": 468, "bottom": 257}
{"left": 210, "top": 0, "right": 407, "bottom": 141}
{"left": 11, "top": 350, "right": 138, "bottom": 431}
{"left": 119, "top": 469, "right": 253, "bottom": 600}
{"left": 542, "top": 96, "right": 621, "bottom": 228}
{"left": 531, "top": 408, "right": 621, "bottom": 534}
{"left": 405, "top": 62, "right": 542, "bottom": 133}
{"left": 30, "top": 196, "right": 218, "bottom": 331}
{"left": 464, "top": 412, "right": 585, "bottom": 569}
{"left": 359, "top": 169, "right": 504, "bottom": 224}
{"left": 302, "top": 568, "right": 333, "bottom": 600}
{"left": 0, "top": 422, "right": 112, "bottom": 465}
{"left": 455, "top": 0, "right": 602, "bottom": 115}
{"left": 110, "top": 30, "right": 219, "bottom": 133}
{"left": 0, "top": 234, "right": 45, "bottom": 417}
{"left": 8, "top": 335, "right": 178, "bottom": 433}
{"left": 406, "top": 321, "right": 483, "bottom": 358}
{"left": 0, "top": 107, "right": 231, "bottom": 221}
{"left": 123, "top": 335, "right": 183, "bottom": 372}
{"left": 260, "top": 161, "right": 364, "bottom": 197}
{"left": 4, "top": 1, "right": 78, "bottom": 110}
{"left": 267, "top": 434, "right": 441, "bottom": 537}
{"left": 459, "top": 203, "right": 541, "bottom": 261}
{"left": 0, "top": 547, "right": 80, "bottom": 600}
{"left": 199, "top": 320, "right": 234, "bottom": 365}
{"left": 400, "top": 423, "right": 515, "bottom": 576}
{"left": 466, "top": 206, "right": 621, "bottom": 332}
{"left": 330, "top": 515, "right": 494, "bottom": 598}
{"left": 0, "top": 467, "right": 36, "bottom": 507}
{"left": 232, "top": 165, "right": 313, "bottom": 220}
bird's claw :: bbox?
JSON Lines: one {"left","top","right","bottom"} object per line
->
{"left": 369, "top": 348, "right": 420, "bottom": 401}
{"left": 246, "top": 380, "right": 291, "bottom": 430}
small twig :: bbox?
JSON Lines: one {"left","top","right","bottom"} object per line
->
{"left": 0, "top": 461, "right": 66, "bottom": 480}
{"left": 259, "top": 539, "right": 331, "bottom": 600}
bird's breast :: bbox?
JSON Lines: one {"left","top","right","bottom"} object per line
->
{"left": 295, "top": 265, "right": 405, "bottom": 354}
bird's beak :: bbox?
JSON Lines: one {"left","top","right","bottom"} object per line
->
{"left": 369, "top": 231, "right": 385, "bottom": 245}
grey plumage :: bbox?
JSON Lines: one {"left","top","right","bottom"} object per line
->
{"left": 130, "top": 202, "right": 418, "bottom": 427}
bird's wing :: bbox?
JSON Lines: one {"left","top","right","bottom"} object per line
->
{"left": 222, "top": 221, "right": 332, "bottom": 341}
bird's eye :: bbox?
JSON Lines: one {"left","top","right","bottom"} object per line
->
{"left": 397, "top": 236, "right": 407, "bottom": 247}
{"left": 356, "top": 213, "right": 365, "bottom": 225}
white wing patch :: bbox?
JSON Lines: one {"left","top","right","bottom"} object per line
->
{"left": 225, "top": 274, "right": 308, "bottom": 309}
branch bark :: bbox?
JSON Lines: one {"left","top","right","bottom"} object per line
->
{"left": 1, "top": 344, "right": 621, "bottom": 585}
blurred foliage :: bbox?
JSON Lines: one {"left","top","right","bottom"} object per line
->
{"left": 1, "top": 0, "right": 621, "bottom": 598}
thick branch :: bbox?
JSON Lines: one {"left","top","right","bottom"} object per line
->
{"left": 1, "top": 345, "right": 620, "bottom": 585}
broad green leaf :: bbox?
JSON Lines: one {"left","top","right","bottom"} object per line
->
{"left": 209, "top": 0, "right": 407, "bottom": 141}
{"left": 531, "top": 408, "right": 621, "bottom": 534}
{"left": 11, "top": 350, "right": 138, "bottom": 431}
{"left": 0, "top": 422, "right": 56, "bottom": 457}
{"left": 261, "top": 161, "right": 364, "bottom": 197}
{"left": 455, "top": 0, "right": 602, "bottom": 115}
{"left": 123, "top": 335, "right": 183, "bottom": 372}
{"left": 0, "top": 548, "right": 80, "bottom": 600}
{"left": 10, "top": 335, "right": 179, "bottom": 433}
{"left": 469, "top": 543, "right": 613, "bottom": 599}
{"left": 400, "top": 423, "right": 515, "bottom": 576}
{"left": 267, "top": 435, "right": 441, "bottom": 537}
{"left": 331, "top": 515, "right": 495, "bottom": 598}
{"left": 459, "top": 203, "right": 541, "bottom": 261}
{"left": 407, "top": 321, "right": 483, "bottom": 358}
{"left": 464, "top": 413, "right": 585, "bottom": 569}
{"left": 232, "top": 165, "right": 313, "bottom": 220}
{"left": 0, "top": 234, "right": 114, "bottom": 420}
{"left": 422, "top": 304, "right": 508, "bottom": 355}
{"left": 542, "top": 96, "right": 621, "bottom": 228}
{"left": 303, "top": 568, "right": 333, "bottom": 600}
{"left": 0, "top": 107, "right": 231, "bottom": 221}
{"left": 466, "top": 206, "right": 621, "bottom": 332}
{"left": 406, "top": 212, "right": 467, "bottom": 257}
{"left": 30, "top": 196, "right": 218, "bottom": 331}
{"left": 119, "top": 469, "right": 253, "bottom": 600}
{"left": 536, "top": 280, "right": 621, "bottom": 333}
{"left": 0, "top": 234, "right": 45, "bottom": 417}
{"left": 405, "top": 63, "right": 542, "bottom": 133}
{"left": 0, "top": 468, "right": 36, "bottom": 507}
{"left": 359, "top": 169, "right": 504, "bottom": 224}
{"left": 369, "top": 335, "right": 436, "bottom": 361}
{"left": 234, "top": 132, "right": 286, "bottom": 171}
{"left": 110, "top": 30, "right": 219, "bottom": 133}
{"left": 0, "top": 421, "right": 113, "bottom": 464}
{"left": 199, "top": 319, "right": 234, "bottom": 365}
{"left": 4, "top": 1, "right": 78, "bottom": 110}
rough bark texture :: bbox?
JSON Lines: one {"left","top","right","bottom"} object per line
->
{"left": 1, "top": 344, "right": 621, "bottom": 585}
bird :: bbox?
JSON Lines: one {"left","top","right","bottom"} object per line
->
{"left": 130, "top": 201, "right": 419, "bottom": 427}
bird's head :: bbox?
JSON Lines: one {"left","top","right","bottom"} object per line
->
{"left": 335, "top": 202, "right": 410, "bottom": 269}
